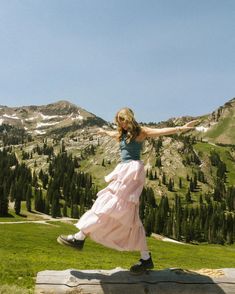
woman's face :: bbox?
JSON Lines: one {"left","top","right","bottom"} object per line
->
{"left": 118, "top": 116, "right": 128, "bottom": 130}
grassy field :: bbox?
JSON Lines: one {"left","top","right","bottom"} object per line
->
{"left": 1, "top": 219, "right": 235, "bottom": 293}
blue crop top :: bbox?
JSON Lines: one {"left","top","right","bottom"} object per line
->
{"left": 120, "top": 135, "right": 143, "bottom": 162}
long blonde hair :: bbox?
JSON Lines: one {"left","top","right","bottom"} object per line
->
{"left": 115, "top": 108, "right": 141, "bottom": 143}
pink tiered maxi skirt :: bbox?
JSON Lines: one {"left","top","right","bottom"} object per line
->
{"left": 75, "top": 160, "right": 148, "bottom": 251}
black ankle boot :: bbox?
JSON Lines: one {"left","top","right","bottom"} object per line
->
{"left": 130, "top": 254, "right": 154, "bottom": 274}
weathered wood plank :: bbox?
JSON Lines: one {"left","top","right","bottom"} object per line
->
{"left": 35, "top": 267, "right": 235, "bottom": 294}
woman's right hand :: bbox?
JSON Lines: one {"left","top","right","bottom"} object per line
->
{"left": 183, "top": 119, "right": 199, "bottom": 129}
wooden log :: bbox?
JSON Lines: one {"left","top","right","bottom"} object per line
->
{"left": 35, "top": 267, "right": 235, "bottom": 294}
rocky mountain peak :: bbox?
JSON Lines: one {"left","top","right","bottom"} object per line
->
{"left": 0, "top": 100, "right": 107, "bottom": 137}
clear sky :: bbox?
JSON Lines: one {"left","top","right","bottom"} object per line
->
{"left": 0, "top": 0, "right": 234, "bottom": 123}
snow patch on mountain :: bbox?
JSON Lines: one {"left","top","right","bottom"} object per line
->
{"left": 195, "top": 126, "right": 209, "bottom": 133}
{"left": 2, "top": 114, "right": 20, "bottom": 120}
{"left": 25, "top": 117, "right": 36, "bottom": 121}
{"left": 36, "top": 122, "right": 60, "bottom": 128}
{"left": 39, "top": 113, "right": 64, "bottom": 120}
{"left": 34, "top": 130, "right": 46, "bottom": 135}
{"left": 71, "top": 115, "right": 83, "bottom": 120}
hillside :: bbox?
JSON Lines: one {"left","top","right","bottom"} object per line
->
{"left": 1, "top": 98, "right": 235, "bottom": 201}
{"left": 197, "top": 97, "right": 235, "bottom": 145}
{"left": 0, "top": 98, "right": 234, "bottom": 247}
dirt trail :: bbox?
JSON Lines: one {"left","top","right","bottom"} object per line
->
{"left": 0, "top": 217, "right": 76, "bottom": 225}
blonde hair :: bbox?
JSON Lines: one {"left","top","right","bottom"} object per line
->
{"left": 115, "top": 108, "right": 141, "bottom": 143}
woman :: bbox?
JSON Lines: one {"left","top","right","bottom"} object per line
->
{"left": 57, "top": 107, "right": 197, "bottom": 274}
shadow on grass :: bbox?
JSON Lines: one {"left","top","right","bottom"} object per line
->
{"left": 5, "top": 213, "right": 15, "bottom": 218}
{"left": 0, "top": 212, "right": 26, "bottom": 219}
{"left": 16, "top": 213, "right": 27, "bottom": 218}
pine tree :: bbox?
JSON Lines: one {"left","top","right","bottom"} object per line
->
{"left": 149, "top": 170, "right": 153, "bottom": 180}
{"left": 179, "top": 177, "right": 182, "bottom": 189}
{"left": 72, "top": 204, "right": 79, "bottom": 219}
{"left": 51, "top": 190, "right": 61, "bottom": 218}
{"left": 14, "top": 193, "right": 21, "bottom": 215}
{"left": 189, "top": 177, "right": 194, "bottom": 192}
{"left": 199, "top": 194, "right": 203, "bottom": 205}
{"left": 213, "top": 179, "right": 226, "bottom": 202}
{"left": 168, "top": 178, "right": 174, "bottom": 191}
{"left": 146, "top": 169, "right": 149, "bottom": 178}
{"left": 226, "top": 186, "right": 235, "bottom": 211}
{"left": 184, "top": 220, "right": 191, "bottom": 243}
{"left": 32, "top": 171, "right": 38, "bottom": 187}
{"left": 144, "top": 207, "right": 155, "bottom": 236}
{"left": 193, "top": 173, "right": 198, "bottom": 190}
{"left": 154, "top": 171, "right": 157, "bottom": 180}
{"left": 227, "top": 213, "right": 234, "bottom": 244}
{"left": 162, "top": 172, "right": 167, "bottom": 185}
{"left": 185, "top": 188, "right": 192, "bottom": 203}
{"left": 44, "top": 197, "right": 50, "bottom": 215}
{"left": 34, "top": 188, "right": 45, "bottom": 213}
{"left": 174, "top": 194, "right": 182, "bottom": 240}
{"left": 0, "top": 185, "right": 8, "bottom": 216}
{"left": 155, "top": 195, "right": 169, "bottom": 234}
{"left": 26, "top": 184, "right": 32, "bottom": 212}
{"left": 60, "top": 139, "right": 66, "bottom": 153}
{"left": 63, "top": 202, "right": 68, "bottom": 217}
{"left": 155, "top": 157, "right": 162, "bottom": 167}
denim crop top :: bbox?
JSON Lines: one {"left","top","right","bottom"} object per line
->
{"left": 120, "top": 135, "right": 143, "bottom": 162}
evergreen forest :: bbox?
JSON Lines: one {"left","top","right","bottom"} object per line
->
{"left": 0, "top": 132, "right": 234, "bottom": 246}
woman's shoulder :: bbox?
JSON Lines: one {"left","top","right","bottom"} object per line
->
{"left": 135, "top": 127, "right": 147, "bottom": 142}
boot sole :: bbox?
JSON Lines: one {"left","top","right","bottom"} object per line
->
{"left": 129, "top": 269, "right": 153, "bottom": 275}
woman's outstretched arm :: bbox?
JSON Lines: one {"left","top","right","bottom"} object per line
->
{"left": 141, "top": 120, "right": 199, "bottom": 139}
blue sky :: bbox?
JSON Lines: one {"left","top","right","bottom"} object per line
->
{"left": 0, "top": 0, "right": 234, "bottom": 123}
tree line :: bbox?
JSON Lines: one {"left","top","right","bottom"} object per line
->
{"left": 0, "top": 137, "right": 234, "bottom": 245}
{"left": 140, "top": 140, "right": 235, "bottom": 244}
{"left": 0, "top": 146, "right": 97, "bottom": 220}
{"left": 140, "top": 188, "right": 234, "bottom": 244}
{"left": 0, "top": 124, "right": 32, "bottom": 146}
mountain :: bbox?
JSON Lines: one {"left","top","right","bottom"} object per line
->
{"left": 1, "top": 97, "right": 235, "bottom": 144}
{"left": 196, "top": 97, "right": 235, "bottom": 145}
{"left": 1, "top": 97, "right": 235, "bottom": 192}
{"left": 0, "top": 100, "right": 107, "bottom": 137}
{"left": 1, "top": 98, "right": 235, "bottom": 246}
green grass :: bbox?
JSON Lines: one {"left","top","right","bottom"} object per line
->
{"left": 79, "top": 150, "right": 117, "bottom": 188}
{"left": 1, "top": 221, "right": 235, "bottom": 293}
{"left": 206, "top": 117, "right": 231, "bottom": 139}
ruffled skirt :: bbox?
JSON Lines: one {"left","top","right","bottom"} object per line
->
{"left": 75, "top": 160, "right": 148, "bottom": 251}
